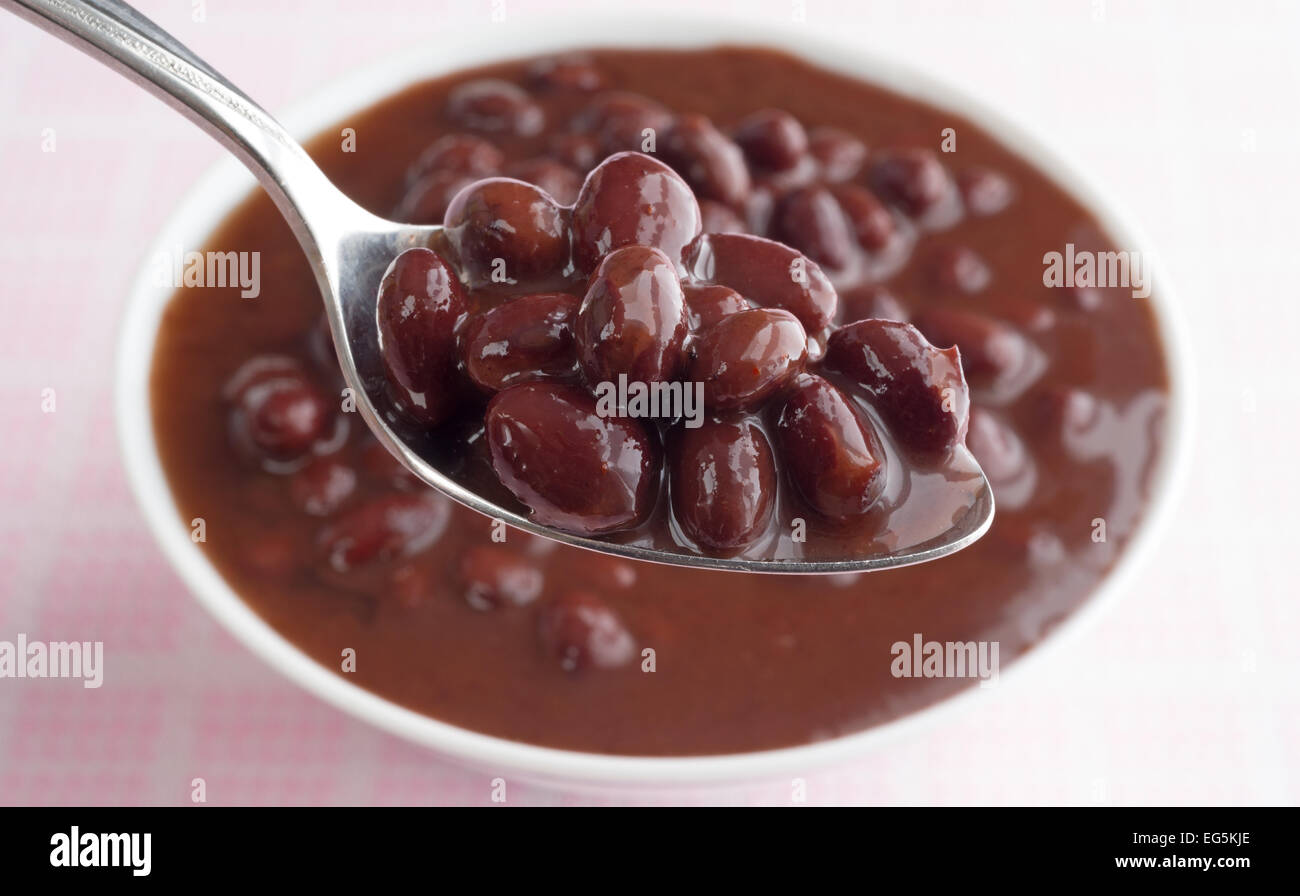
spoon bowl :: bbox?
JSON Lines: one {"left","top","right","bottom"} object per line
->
{"left": 5, "top": 0, "right": 994, "bottom": 572}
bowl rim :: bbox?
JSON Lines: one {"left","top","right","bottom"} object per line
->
{"left": 114, "top": 14, "right": 1195, "bottom": 788}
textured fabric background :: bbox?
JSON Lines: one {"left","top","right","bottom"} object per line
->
{"left": 0, "top": 0, "right": 1295, "bottom": 806}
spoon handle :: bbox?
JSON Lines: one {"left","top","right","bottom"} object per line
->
{"left": 3, "top": 0, "right": 356, "bottom": 247}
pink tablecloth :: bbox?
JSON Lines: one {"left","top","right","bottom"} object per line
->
{"left": 0, "top": 0, "right": 1295, "bottom": 806}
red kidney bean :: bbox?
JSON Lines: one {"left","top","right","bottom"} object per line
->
{"left": 577, "top": 245, "right": 688, "bottom": 385}
{"left": 775, "top": 373, "right": 887, "bottom": 519}
{"left": 445, "top": 79, "right": 544, "bottom": 136}
{"left": 444, "top": 177, "right": 571, "bottom": 287}
{"left": 226, "top": 364, "right": 332, "bottom": 463}
{"left": 825, "top": 319, "right": 970, "bottom": 459}
{"left": 688, "top": 308, "right": 807, "bottom": 410}
{"left": 659, "top": 114, "right": 751, "bottom": 208}
{"left": 958, "top": 167, "right": 1015, "bottom": 216}
{"left": 911, "top": 308, "right": 1031, "bottom": 397}
{"left": 734, "top": 108, "right": 809, "bottom": 171}
{"left": 670, "top": 416, "right": 776, "bottom": 552}
{"left": 829, "top": 183, "right": 896, "bottom": 251}
{"left": 926, "top": 245, "right": 991, "bottom": 294}
{"left": 571, "top": 152, "right": 701, "bottom": 275}
{"left": 485, "top": 383, "right": 657, "bottom": 534}
{"left": 573, "top": 92, "right": 672, "bottom": 155}
{"left": 459, "top": 545, "right": 545, "bottom": 611}
{"left": 537, "top": 590, "right": 636, "bottom": 672}
{"left": 774, "top": 186, "right": 855, "bottom": 269}
{"left": 289, "top": 457, "right": 357, "bottom": 517}
{"left": 683, "top": 232, "right": 838, "bottom": 331}
{"left": 503, "top": 158, "right": 583, "bottom": 206}
{"left": 317, "top": 493, "right": 451, "bottom": 573}
{"left": 839, "top": 285, "right": 908, "bottom": 324}
{"left": 462, "top": 292, "right": 581, "bottom": 392}
{"left": 681, "top": 283, "right": 750, "bottom": 332}
{"left": 375, "top": 247, "right": 468, "bottom": 427}
{"left": 406, "top": 134, "right": 504, "bottom": 185}
{"left": 869, "top": 148, "right": 955, "bottom": 217}
{"left": 526, "top": 55, "right": 605, "bottom": 92}
{"left": 393, "top": 170, "right": 478, "bottom": 225}
{"left": 698, "top": 199, "right": 747, "bottom": 234}
{"left": 807, "top": 127, "right": 867, "bottom": 182}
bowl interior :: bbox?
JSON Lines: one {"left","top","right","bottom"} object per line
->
{"left": 114, "top": 16, "right": 1194, "bottom": 788}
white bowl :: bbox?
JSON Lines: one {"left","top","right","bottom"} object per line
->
{"left": 115, "top": 16, "right": 1194, "bottom": 790}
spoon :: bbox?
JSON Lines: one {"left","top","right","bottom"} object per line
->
{"left": 4, "top": 0, "right": 994, "bottom": 573}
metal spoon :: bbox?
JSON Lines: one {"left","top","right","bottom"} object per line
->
{"left": 4, "top": 0, "right": 994, "bottom": 573}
